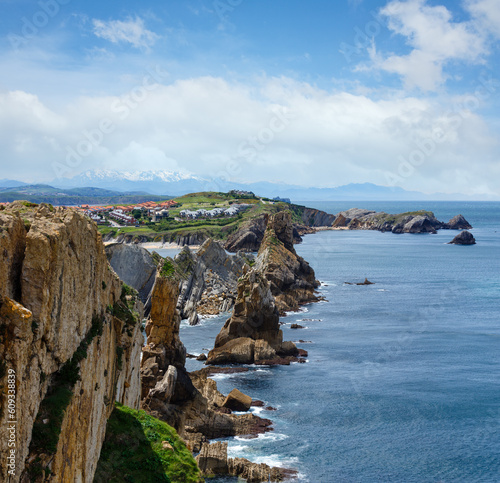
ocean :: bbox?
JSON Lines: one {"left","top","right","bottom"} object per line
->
{"left": 178, "top": 201, "right": 500, "bottom": 482}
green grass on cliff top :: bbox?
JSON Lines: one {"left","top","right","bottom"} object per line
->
{"left": 94, "top": 403, "right": 201, "bottom": 483}
{"left": 98, "top": 191, "right": 293, "bottom": 242}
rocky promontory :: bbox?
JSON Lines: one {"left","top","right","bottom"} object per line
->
{"left": 332, "top": 208, "right": 473, "bottom": 234}
{"left": 225, "top": 205, "right": 335, "bottom": 253}
{"left": 207, "top": 211, "right": 314, "bottom": 366}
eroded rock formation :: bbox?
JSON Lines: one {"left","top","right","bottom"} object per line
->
{"left": 196, "top": 441, "right": 297, "bottom": 482}
{"left": 176, "top": 239, "right": 248, "bottom": 324}
{"left": 256, "top": 211, "right": 320, "bottom": 314}
{"left": 0, "top": 202, "right": 143, "bottom": 482}
{"left": 139, "top": 258, "right": 277, "bottom": 453}
{"left": 105, "top": 242, "right": 158, "bottom": 315}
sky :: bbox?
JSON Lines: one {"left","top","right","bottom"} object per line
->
{"left": 1, "top": 0, "right": 500, "bottom": 198}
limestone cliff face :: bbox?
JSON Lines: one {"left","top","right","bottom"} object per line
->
{"left": 177, "top": 239, "right": 248, "bottom": 324}
{"left": 0, "top": 202, "right": 143, "bottom": 483}
{"left": 300, "top": 207, "right": 335, "bottom": 227}
{"left": 256, "top": 211, "right": 320, "bottom": 314}
{"left": 105, "top": 243, "right": 157, "bottom": 315}
{"left": 224, "top": 214, "right": 268, "bottom": 253}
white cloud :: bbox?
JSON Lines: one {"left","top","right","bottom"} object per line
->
{"left": 466, "top": 0, "right": 500, "bottom": 38}
{"left": 0, "top": 77, "right": 498, "bottom": 197}
{"left": 92, "top": 17, "right": 160, "bottom": 50}
{"left": 366, "top": 0, "right": 488, "bottom": 91}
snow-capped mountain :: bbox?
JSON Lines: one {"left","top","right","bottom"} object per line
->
{"left": 49, "top": 170, "right": 468, "bottom": 201}
{"left": 52, "top": 169, "right": 210, "bottom": 195}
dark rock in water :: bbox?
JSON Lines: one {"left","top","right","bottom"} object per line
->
{"left": 203, "top": 366, "right": 250, "bottom": 376}
{"left": 251, "top": 400, "right": 265, "bottom": 407}
{"left": 444, "top": 214, "right": 473, "bottom": 230}
{"left": 449, "top": 231, "right": 476, "bottom": 245}
{"left": 357, "top": 278, "right": 375, "bottom": 285}
{"left": 290, "top": 323, "right": 304, "bottom": 329}
{"left": 196, "top": 353, "right": 207, "bottom": 361}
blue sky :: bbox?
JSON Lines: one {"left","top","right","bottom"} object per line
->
{"left": 1, "top": 0, "right": 500, "bottom": 197}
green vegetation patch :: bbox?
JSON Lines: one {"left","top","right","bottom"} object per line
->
{"left": 160, "top": 259, "right": 176, "bottom": 278}
{"left": 94, "top": 403, "right": 202, "bottom": 483}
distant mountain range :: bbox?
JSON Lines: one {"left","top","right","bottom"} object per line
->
{"left": 0, "top": 183, "right": 167, "bottom": 205}
{"left": 1, "top": 169, "right": 477, "bottom": 202}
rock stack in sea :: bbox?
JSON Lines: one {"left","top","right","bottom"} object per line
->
{"left": 207, "top": 211, "right": 312, "bottom": 366}
{"left": 448, "top": 230, "right": 476, "bottom": 245}
{"left": 255, "top": 210, "right": 321, "bottom": 314}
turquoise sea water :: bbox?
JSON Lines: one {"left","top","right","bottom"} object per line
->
{"left": 180, "top": 201, "right": 500, "bottom": 482}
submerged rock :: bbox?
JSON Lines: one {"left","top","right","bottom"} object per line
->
{"left": 448, "top": 230, "right": 476, "bottom": 245}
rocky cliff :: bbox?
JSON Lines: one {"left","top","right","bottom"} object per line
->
{"left": 140, "top": 259, "right": 283, "bottom": 480}
{"left": 105, "top": 243, "right": 158, "bottom": 315}
{"left": 256, "top": 211, "right": 320, "bottom": 314}
{"left": 176, "top": 239, "right": 248, "bottom": 324}
{"left": 300, "top": 207, "right": 336, "bottom": 227}
{"left": 0, "top": 202, "right": 143, "bottom": 483}
{"left": 224, "top": 214, "right": 268, "bottom": 252}
{"left": 332, "top": 208, "right": 473, "bottom": 234}
{"left": 225, "top": 205, "right": 335, "bottom": 253}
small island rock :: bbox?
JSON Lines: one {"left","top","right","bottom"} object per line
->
{"left": 449, "top": 231, "right": 476, "bottom": 245}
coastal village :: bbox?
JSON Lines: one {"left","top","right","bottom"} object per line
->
{"left": 71, "top": 189, "right": 265, "bottom": 227}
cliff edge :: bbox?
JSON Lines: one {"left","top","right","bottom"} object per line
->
{"left": 0, "top": 202, "right": 143, "bottom": 482}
